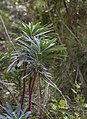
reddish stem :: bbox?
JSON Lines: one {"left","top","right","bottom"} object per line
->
{"left": 28, "top": 74, "right": 36, "bottom": 112}
{"left": 21, "top": 63, "right": 27, "bottom": 110}
{"left": 28, "top": 76, "right": 32, "bottom": 111}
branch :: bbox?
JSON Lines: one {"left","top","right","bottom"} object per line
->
{"left": 63, "top": 0, "right": 69, "bottom": 16}
{"left": 45, "top": 78, "right": 67, "bottom": 102}
{"left": 0, "top": 15, "right": 16, "bottom": 51}
{"left": 61, "top": 20, "right": 82, "bottom": 46}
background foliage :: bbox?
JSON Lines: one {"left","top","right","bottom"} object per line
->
{"left": 0, "top": 0, "right": 87, "bottom": 118}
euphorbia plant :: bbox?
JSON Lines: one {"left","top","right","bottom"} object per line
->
{"left": 0, "top": 102, "right": 31, "bottom": 119}
{"left": 8, "top": 22, "right": 66, "bottom": 118}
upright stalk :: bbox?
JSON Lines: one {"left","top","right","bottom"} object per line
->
{"left": 0, "top": 97, "right": 3, "bottom": 106}
{"left": 37, "top": 72, "right": 42, "bottom": 119}
{"left": 21, "top": 62, "right": 27, "bottom": 109}
{"left": 28, "top": 76, "right": 33, "bottom": 111}
{"left": 44, "top": 84, "right": 50, "bottom": 109}
{"left": 28, "top": 73, "right": 36, "bottom": 112}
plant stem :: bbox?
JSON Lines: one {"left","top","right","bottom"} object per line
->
{"left": 28, "top": 73, "right": 36, "bottom": 110}
{"left": 28, "top": 76, "right": 32, "bottom": 111}
{"left": 21, "top": 63, "right": 27, "bottom": 110}
{"left": 37, "top": 72, "right": 42, "bottom": 119}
